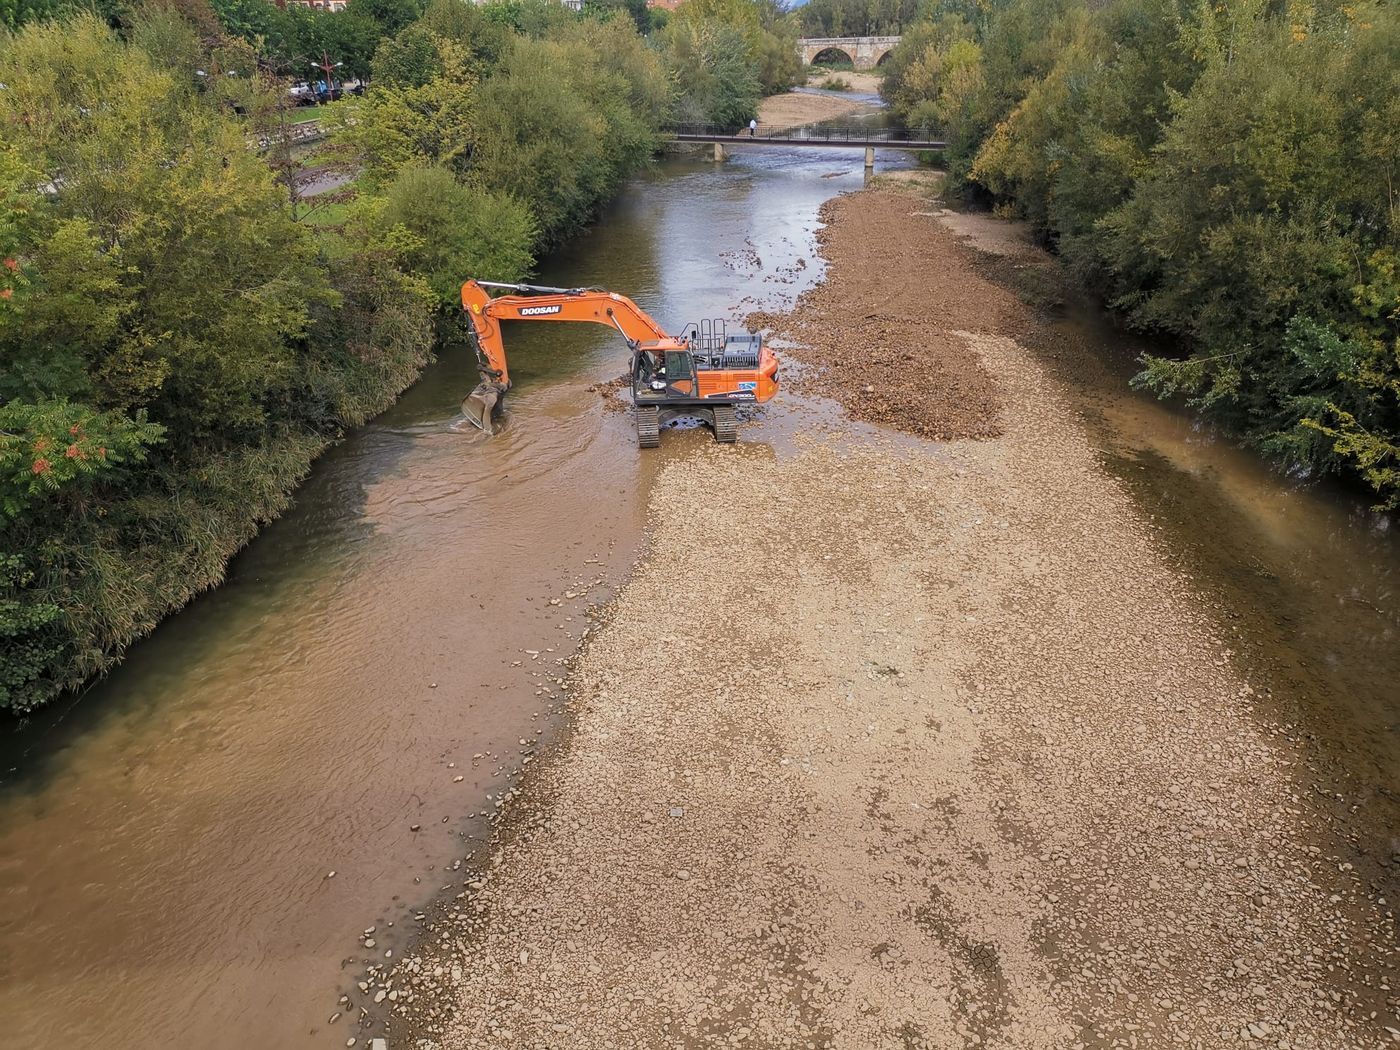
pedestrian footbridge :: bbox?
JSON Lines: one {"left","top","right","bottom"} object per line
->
{"left": 664, "top": 123, "right": 946, "bottom": 168}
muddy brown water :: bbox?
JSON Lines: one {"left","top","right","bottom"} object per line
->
{"left": 0, "top": 147, "right": 906, "bottom": 1050}
{"left": 3, "top": 147, "right": 1398, "bottom": 1050}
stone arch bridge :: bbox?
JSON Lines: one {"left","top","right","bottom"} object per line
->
{"left": 798, "top": 36, "right": 901, "bottom": 71}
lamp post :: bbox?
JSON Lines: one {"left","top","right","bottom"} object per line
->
{"left": 310, "top": 53, "right": 343, "bottom": 104}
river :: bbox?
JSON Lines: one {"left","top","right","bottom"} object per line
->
{"left": 0, "top": 144, "right": 903, "bottom": 1050}
{"left": 3, "top": 143, "right": 1397, "bottom": 1050}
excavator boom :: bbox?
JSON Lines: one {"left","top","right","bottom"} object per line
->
{"left": 459, "top": 279, "right": 779, "bottom": 446}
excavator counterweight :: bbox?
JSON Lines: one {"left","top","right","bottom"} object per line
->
{"left": 459, "top": 280, "right": 780, "bottom": 447}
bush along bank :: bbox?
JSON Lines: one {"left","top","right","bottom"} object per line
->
{"left": 882, "top": 0, "right": 1400, "bottom": 508}
{"left": 0, "top": 0, "right": 678, "bottom": 714}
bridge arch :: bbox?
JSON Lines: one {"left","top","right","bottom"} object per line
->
{"left": 798, "top": 35, "right": 901, "bottom": 72}
{"left": 810, "top": 46, "right": 855, "bottom": 67}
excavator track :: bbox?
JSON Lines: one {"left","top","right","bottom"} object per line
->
{"left": 636, "top": 406, "right": 661, "bottom": 449}
{"left": 712, "top": 405, "right": 738, "bottom": 444}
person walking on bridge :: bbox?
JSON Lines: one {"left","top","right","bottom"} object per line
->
{"left": 749, "top": 118, "right": 757, "bottom": 137}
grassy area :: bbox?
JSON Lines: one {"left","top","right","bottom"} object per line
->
{"left": 819, "top": 75, "right": 853, "bottom": 91}
{"left": 289, "top": 97, "right": 349, "bottom": 124}
{"left": 299, "top": 197, "right": 351, "bottom": 226}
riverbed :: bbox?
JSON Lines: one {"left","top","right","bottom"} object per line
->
{"left": 384, "top": 180, "right": 1400, "bottom": 1049}
{"left": 3, "top": 143, "right": 1398, "bottom": 1049}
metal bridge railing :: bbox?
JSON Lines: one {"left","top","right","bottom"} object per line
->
{"left": 664, "top": 122, "right": 944, "bottom": 144}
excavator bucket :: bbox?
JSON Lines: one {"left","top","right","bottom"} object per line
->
{"left": 461, "top": 380, "right": 504, "bottom": 432}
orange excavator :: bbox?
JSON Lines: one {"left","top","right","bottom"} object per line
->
{"left": 460, "top": 280, "right": 780, "bottom": 447}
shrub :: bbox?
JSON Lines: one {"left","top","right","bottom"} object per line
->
{"left": 379, "top": 165, "right": 536, "bottom": 306}
{"left": 0, "top": 15, "right": 435, "bottom": 711}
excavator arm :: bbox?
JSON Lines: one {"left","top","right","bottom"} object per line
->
{"left": 460, "top": 280, "right": 679, "bottom": 430}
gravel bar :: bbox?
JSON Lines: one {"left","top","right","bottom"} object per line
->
{"left": 381, "top": 183, "right": 1397, "bottom": 1050}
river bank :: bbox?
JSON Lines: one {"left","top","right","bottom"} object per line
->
{"left": 382, "top": 178, "right": 1398, "bottom": 1048}
{"left": 758, "top": 87, "right": 879, "bottom": 128}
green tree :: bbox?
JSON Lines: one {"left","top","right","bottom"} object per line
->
{"left": 673, "top": 0, "right": 800, "bottom": 93}
{"left": 480, "top": 0, "right": 579, "bottom": 37}
{"left": 0, "top": 14, "right": 435, "bottom": 711}
{"left": 335, "top": 37, "right": 478, "bottom": 184}
{"left": 660, "top": 16, "right": 761, "bottom": 124}
{"left": 0, "top": 0, "right": 58, "bottom": 29}
{"left": 585, "top": 0, "right": 649, "bottom": 34}
{"left": 800, "top": 0, "right": 923, "bottom": 36}
{"left": 372, "top": 21, "right": 444, "bottom": 87}
{"left": 355, "top": 0, "right": 423, "bottom": 37}
{"left": 418, "top": 0, "right": 511, "bottom": 65}
{"left": 377, "top": 164, "right": 536, "bottom": 305}
{"left": 472, "top": 19, "right": 666, "bottom": 244}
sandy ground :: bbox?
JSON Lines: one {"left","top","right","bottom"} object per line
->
{"left": 380, "top": 180, "right": 1398, "bottom": 1049}
{"left": 757, "top": 89, "right": 879, "bottom": 130}
{"left": 748, "top": 186, "right": 1006, "bottom": 442}
{"left": 806, "top": 71, "right": 884, "bottom": 94}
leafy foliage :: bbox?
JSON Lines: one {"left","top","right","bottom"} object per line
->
{"left": 210, "top": 0, "right": 384, "bottom": 80}
{"left": 668, "top": 0, "right": 801, "bottom": 104}
{"left": 660, "top": 17, "right": 762, "bottom": 125}
{"left": 884, "top": 0, "right": 1400, "bottom": 506}
{"left": 0, "top": 15, "right": 436, "bottom": 711}
{"left": 378, "top": 165, "right": 536, "bottom": 305}
{"left": 0, "top": 401, "right": 162, "bottom": 519}
{"left": 470, "top": 17, "right": 668, "bottom": 245}
{"left": 336, "top": 37, "right": 479, "bottom": 185}
{"left": 798, "top": 0, "right": 922, "bottom": 37}
{"left": 1, "top": 0, "right": 58, "bottom": 29}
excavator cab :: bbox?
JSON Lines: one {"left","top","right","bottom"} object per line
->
{"left": 635, "top": 350, "right": 697, "bottom": 400}
{"left": 626, "top": 321, "right": 774, "bottom": 447}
